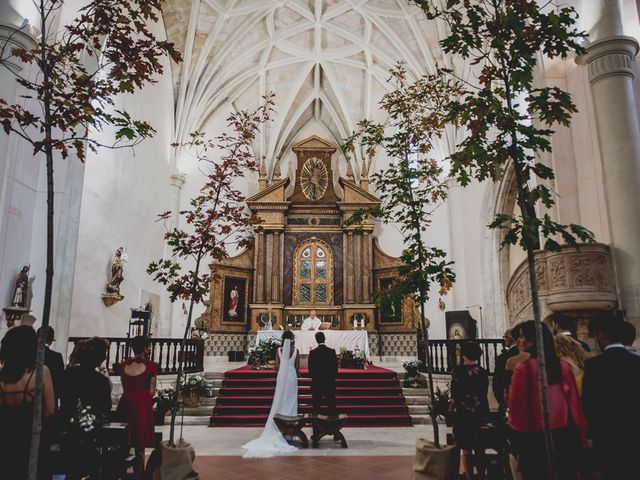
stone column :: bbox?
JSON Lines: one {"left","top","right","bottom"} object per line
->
{"left": 578, "top": 1, "right": 640, "bottom": 328}
{"left": 160, "top": 172, "right": 185, "bottom": 337}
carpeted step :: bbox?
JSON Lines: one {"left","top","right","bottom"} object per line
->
{"left": 213, "top": 404, "right": 409, "bottom": 416}
{"left": 210, "top": 364, "right": 413, "bottom": 428}
{"left": 210, "top": 413, "right": 414, "bottom": 428}
{"left": 217, "top": 385, "right": 404, "bottom": 396}
{"left": 215, "top": 394, "right": 407, "bottom": 406}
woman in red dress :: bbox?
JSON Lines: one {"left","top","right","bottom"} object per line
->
{"left": 117, "top": 335, "right": 157, "bottom": 477}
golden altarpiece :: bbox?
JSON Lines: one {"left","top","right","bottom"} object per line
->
{"left": 199, "top": 136, "right": 419, "bottom": 356}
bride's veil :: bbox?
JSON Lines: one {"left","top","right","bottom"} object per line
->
{"left": 270, "top": 338, "right": 292, "bottom": 414}
{"left": 242, "top": 337, "right": 298, "bottom": 457}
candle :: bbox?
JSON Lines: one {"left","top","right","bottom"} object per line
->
{"left": 353, "top": 319, "right": 357, "bottom": 329}
{"left": 360, "top": 319, "right": 365, "bottom": 328}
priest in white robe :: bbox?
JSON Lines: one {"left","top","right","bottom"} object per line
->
{"left": 301, "top": 310, "right": 322, "bottom": 331}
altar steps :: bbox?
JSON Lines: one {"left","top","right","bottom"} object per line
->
{"left": 209, "top": 365, "right": 413, "bottom": 428}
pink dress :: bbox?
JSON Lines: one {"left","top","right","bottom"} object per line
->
{"left": 117, "top": 359, "right": 157, "bottom": 449}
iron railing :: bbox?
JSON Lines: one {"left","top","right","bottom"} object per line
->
{"left": 417, "top": 332, "right": 505, "bottom": 375}
{"left": 68, "top": 337, "right": 204, "bottom": 375}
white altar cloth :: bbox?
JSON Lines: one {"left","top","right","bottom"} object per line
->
{"left": 255, "top": 330, "right": 370, "bottom": 359}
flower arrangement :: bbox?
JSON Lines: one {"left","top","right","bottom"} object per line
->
{"left": 248, "top": 337, "right": 281, "bottom": 368}
{"left": 153, "top": 387, "right": 178, "bottom": 412}
{"left": 402, "top": 359, "right": 420, "bottom": 371}
{"left": 429, "top": 385, "right": 453, "bottom": 426}
{"left": 179, "top": 373, "right": 207, "bottom": 395}
{"left": 69, "top": 403, "right": 105, "bottom": 434}
{"left": 339, "top": 347, "right": 354, "bottom": 359}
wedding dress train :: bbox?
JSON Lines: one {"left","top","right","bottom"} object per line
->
{"left": 242, "top": 338, "right": 298, "bottom": 458}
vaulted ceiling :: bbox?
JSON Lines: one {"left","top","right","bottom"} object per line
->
{"left": 161, "top": 0, "right": 447, "bottom": 175}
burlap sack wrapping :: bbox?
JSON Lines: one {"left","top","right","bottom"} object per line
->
{"left": 152, "top": 440, "right": 200, "bottom": 480}
{"left": 413, "top": 438, "right": 459, "bottom": 480}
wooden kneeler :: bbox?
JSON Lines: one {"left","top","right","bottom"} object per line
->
{"left": 311, "top": 414, "right": 348, "bottom": 448}
{"left": 273, "top": 414, "right": 309, "bottom": 448}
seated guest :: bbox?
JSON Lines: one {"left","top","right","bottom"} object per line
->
{"left": 301, "top": 310, "right": 322, "bottom": 331}
{"left": 38, "top": 325, "right": 65, "bottom": 410}
{"left": 63, "top": 337, "right": 112, "bottom": 419}
{"left": 0, "top": 326, "right": 55, "bottom": 479}
{"left": 509, "top": 321, "right": 586, "bottom": 480}
{"left": 583, "top": 316, "right": 640, "bottom": 479}
{"left": 451, "top": 342, "right": 489, "bottom": 480}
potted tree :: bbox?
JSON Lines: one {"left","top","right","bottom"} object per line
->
{"left": 0, "top": 3, "right": 180, "bottom": 476}
{"left": 415, "top": 2, "right": 594, "bottom": 476}
{"left": 345, "top": 63, "right": 460, "bottom": 478}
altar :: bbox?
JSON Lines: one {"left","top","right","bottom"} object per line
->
{"left": 255, "top": 330, "right": 370, "bottom": 359}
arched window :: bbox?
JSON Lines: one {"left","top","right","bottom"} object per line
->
{"left": 293, "top": 239, "right": 333, "bottom": 305}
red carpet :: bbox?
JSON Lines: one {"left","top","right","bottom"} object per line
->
{"left": 209, "top": 365, "right": 413, "bottom": 427}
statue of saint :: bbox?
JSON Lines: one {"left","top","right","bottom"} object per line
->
{"left": 106, "top": 248, "right": 125, "bottom": 295}
{"left": 12, "top": 265, "right": 30, "bottom": 308}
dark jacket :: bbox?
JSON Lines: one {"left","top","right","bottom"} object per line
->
{"left": 63, "top": 366, "right": 112, "bottom": 419}
{"left": 582, "top": 346, "right": 640, "bottom": 444}
{"left": 492, "top": 345, "right": 519, "bottom": 408}
{"left": 308, "top": 344, "right": 338, "bottom": 385}
{"left": 44, "top": 345, "right": 65, "bottom": 409}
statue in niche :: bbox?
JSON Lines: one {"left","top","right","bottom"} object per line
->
{"left": 12, "top": 265, "right": 30, "bottom": 307}
{"left": 106, "top": 247, "right": 125, "bottom": 294}
{"left": 102, "top": 248, "right": 126, "bottom": 306}
{"left": 4, "top": 265, "right": 32, "bottom": 327}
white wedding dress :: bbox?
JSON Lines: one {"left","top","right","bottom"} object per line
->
{"left": 242, "top": 339, "right": 299, "bottom": 458}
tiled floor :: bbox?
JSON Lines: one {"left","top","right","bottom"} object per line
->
{"left": 152, "top": 424, "right": 448, "bottom": 479}
{"left": 192, "top": 455, "right": 414, "bottom": 479}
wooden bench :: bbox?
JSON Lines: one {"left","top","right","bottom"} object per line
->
{"left": 311, "top": 414, "right": 348, "bottom": 448}
{"left": 273, "top": 414, "right": 309, "bottom": 448}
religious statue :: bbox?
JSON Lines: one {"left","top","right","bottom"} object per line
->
{"left": 4, "top": 265, "right": 32, "bottom": 327}
{"left": 12, "top": 265, "right": 30, "bottom": 307}
{"left": 102, "top": 247, "right": 126, "bottom": 306}
{"left": 106, "top": 247, "right": 125, "bottom": 294}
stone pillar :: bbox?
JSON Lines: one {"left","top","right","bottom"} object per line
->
{"left": 50, "top": 153, "right": 85, "bottom": 355}
{"left": 160, "top": 172, "right": 185, "bottom": 337}
{"left": 578, "top": 1, "right": 640, "bottom": 328}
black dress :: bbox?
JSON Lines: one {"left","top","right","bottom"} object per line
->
{"left": 0, "top": 371, "right": 36, "bottom": 479}
{"left": 451, "top": 364, "right": 489, "bottom": 450}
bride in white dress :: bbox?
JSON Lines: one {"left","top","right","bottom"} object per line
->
{"left": 242, "top": 332, "right": 299, "bottom": 458}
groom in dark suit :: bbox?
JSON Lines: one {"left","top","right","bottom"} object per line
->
{"left": 308, "top": 331, "right": 338, "bottom": 422}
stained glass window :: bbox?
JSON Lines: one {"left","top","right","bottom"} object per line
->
{"left": 293, "top": 240, "right": 332, "bottom": 305}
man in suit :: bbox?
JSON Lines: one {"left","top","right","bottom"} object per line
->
{"left": 492, "top": 328, "right": 519, "bottom": 413}
{"left": 582, "top": 316, "right": 640, "bottom": 479}
{"left": 37, "top": 325, "right": 65, "bottom": 410}
{"left": 551, "top": 312, "right": 590, "bottom": 352}
{"left": 308, "top": 331, "right": 338, "bottom": 442}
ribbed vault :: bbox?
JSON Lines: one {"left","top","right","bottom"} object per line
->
{"left": 161, "top": 0, "right": 448, "bottom": 176}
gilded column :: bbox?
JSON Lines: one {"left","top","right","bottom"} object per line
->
{"left": 265, "top": 233, "right": 273, "bottom": 304}
{"left": 362, "top": 232, "right": 371, "bottom": 302}
{"left": 578, "top": 1, "right": 640, "bottom": 329}
{"left": 256, "top": 231, "right": 265, "bottom": 303}
{"left": 271, "top": 232, "right": 281, "bottom": 302}
{"left": 345, "top": 232, "right": 355, "bottom": 303}
{"left": 354, "top": 234, "right": 362, "bottom": 302}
